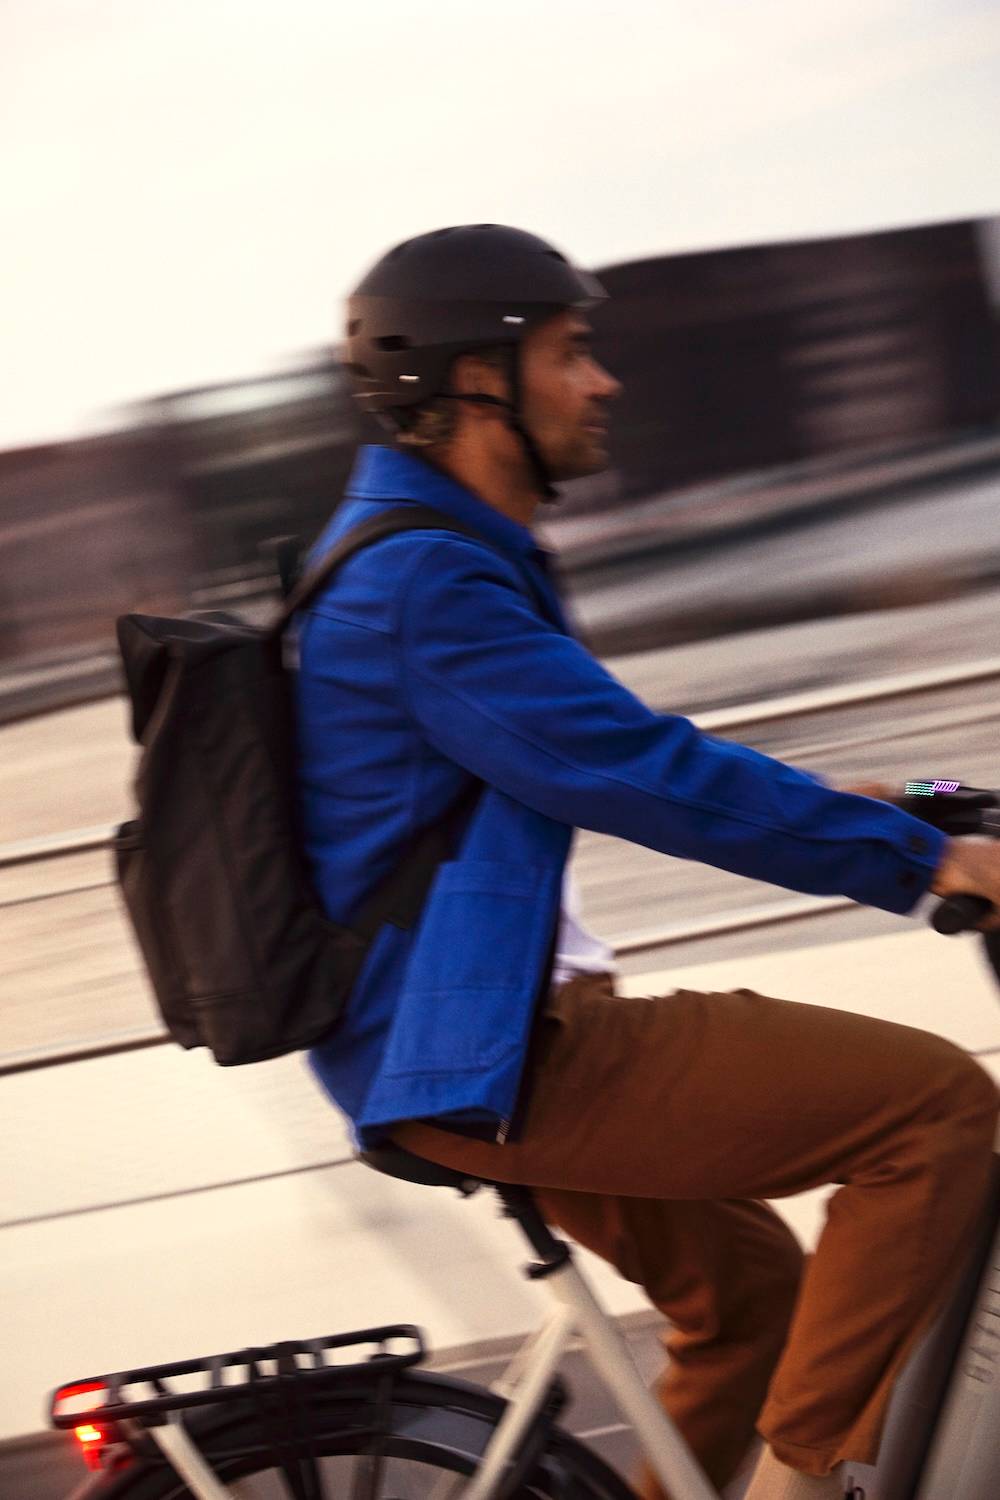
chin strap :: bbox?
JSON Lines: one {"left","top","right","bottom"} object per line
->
{"left": 437, "top": 345, "right": 560, "bottom": 504}
{"left": 503, "top": 343, "right": 560, "bottom": 504}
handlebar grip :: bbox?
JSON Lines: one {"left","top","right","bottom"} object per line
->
{"left": 931, "top": 893, "right": 995, "bottom": 935}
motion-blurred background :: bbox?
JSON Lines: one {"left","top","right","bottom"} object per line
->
{"left": 4, "top": 2, "right": 1000, "bottom": 714}
{"left": 5, "top": 211, "right": 1000, "bottom": 710}
{"left": 4, "top": 4, "right": 1000, "bottom": 1494}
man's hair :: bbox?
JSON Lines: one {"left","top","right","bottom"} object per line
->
{"left": 393, "top": 344, "right": 510, "bottom": 451}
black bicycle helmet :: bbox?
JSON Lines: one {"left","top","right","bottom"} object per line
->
{"left": 343, "top": 224, "right": 608, "bottom": 501}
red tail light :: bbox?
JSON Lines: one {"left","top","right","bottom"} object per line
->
{"left": 74, "top": 1422, "right": 107, "bottom": 1470}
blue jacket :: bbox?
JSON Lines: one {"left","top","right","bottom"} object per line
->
{"left": 293, "top": 443, "right": 946, "bottom": 1150}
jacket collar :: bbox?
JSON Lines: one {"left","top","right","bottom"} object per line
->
{"left": 345, "top": 444, "right": 546, "bottom": 562}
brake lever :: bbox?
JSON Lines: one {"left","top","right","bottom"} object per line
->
{"left": 890, "top": 784, "right": 998, "bottom": 836}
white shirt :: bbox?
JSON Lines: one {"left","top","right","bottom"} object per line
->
{"left": 551, "top": 865, "right": 619, "bottom": 988}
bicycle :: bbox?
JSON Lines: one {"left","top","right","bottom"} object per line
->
{"left": 49, "top": 781, "right": 1000, "bottom": 1500}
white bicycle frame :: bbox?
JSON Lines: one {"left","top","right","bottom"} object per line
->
{"left": 140, "top": 1160, "right": 1000, "bottom": 1500}
{"left": 460, "top": 1251, "right": 719, "bottom": 1500}
{"left": 93, "top": 1123, "right": 1000, "bottom": 1500}
{"left": 144, "top": 1241, "right": 722, "bottom": 1500}
{"left": 90, "top": 1150, "right": 1000, "bottom": 1500}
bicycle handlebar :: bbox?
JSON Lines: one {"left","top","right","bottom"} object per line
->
{"left": 886, "top": 782, "right": 1000, "bottom": 935}
{"left": 931, "top": 893, "right": 994, "bottom": 936}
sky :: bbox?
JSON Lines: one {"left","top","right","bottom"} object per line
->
{"left": 3, "top": 0, "right": 1000, "bottom": 451}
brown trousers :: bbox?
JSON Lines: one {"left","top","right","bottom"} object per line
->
{"left": 392, "top": 972, "right": 999, "bottom": 1491}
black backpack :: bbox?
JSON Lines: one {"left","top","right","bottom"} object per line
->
{"left": 113, "top": 504, "right": 549, "bottom": 1066}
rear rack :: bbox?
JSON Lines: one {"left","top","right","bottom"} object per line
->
{"left": 51, "top": 1324, "right": 425, "bottom": 1428}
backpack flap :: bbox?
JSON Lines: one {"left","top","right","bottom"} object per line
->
{"left": 117, "top": 612, "right": 249, "bottom": 742}
{"left": 117, "top": 614, "right": 173, "bottom": 744}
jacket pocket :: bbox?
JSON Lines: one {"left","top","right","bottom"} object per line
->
{"left": 381, "top": 860, "right": 552, "bottom": 1077}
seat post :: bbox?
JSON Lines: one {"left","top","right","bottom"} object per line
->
{"left": 492, "top": 1185, "right": 571, "bottom": 1273}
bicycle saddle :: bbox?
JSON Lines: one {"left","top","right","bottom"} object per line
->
{"left": 357, "top": 1142, "right": 490, "bottom": 1195}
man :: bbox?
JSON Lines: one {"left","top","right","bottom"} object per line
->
{"left": 294, "top": 225, "right": 1000, "bottom": 1500}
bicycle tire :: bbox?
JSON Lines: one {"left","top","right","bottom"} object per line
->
{"left": 70, "top": 1369, "right": 636, "bottom": 1500}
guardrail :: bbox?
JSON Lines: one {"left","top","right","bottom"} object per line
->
{"left": 1, "top": 825, "right": 116, "bottom": 870}
{"left": 5, "top": 653, "right": 1000, "bottom": 875}
{"left": 4, "top": 653, "right": 1000, "bottom": 1077}
{"left": 0, "top": 892, "right": 860, "bottom": 1078}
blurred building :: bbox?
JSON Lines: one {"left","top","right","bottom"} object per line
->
{"left": 562, "top": 217, "right": 1000, "bottom": 515}
{"left": 0, "top": 361, "right": 359, "bottom": 688}
{"left": 136, "top": 360, "right": 357, "bottom": 597}
{"left": 0, "top": 427, "right": 192, "bottom": 668}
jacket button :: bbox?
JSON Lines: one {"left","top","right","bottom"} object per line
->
{"left": 898, "top": 871, "right": 918, "bottom": 888}
{"left": 906, "top": 834, "right": 928, "bottom": 854}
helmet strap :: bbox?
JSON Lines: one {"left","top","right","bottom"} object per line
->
{"left": 435, "top": 346, "right": 559, "bottom": 504}
{"left": 502, "top": 344, "right": 560, "bottom": 504}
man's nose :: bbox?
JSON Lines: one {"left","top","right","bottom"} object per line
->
{"left": 595, "top": 364, "right": 623, "bottom": 400}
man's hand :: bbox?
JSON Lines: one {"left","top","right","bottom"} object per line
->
{"left": 834, "top": 781, "right": 1000, "bottom": 931}
{"left": 929, "top": 839, "right": 1000, "bottom": 932}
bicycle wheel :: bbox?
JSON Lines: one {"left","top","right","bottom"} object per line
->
{"left": 77, "top": 1369, "right": 635, "bottom": 1500}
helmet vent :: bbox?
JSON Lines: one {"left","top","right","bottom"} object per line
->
{"left": 375, "top": 335, "right": 412, "bottom": 352}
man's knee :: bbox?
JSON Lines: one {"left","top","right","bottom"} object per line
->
{"left": 923, "top": 1040, "right": 999, "bottom": 1137}
{"left": 957, "top": 1052, "right": 1000, "bottom": 1122}
{"left": 890, "top": 1040, "right": 1000, "bottom": 1201}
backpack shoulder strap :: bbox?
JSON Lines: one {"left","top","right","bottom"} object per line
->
{"left": 270, "top": 503, "right": 556, "bottom": 635}
{"left": 272, "top": 504, "right": 559, "bottom": 939}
